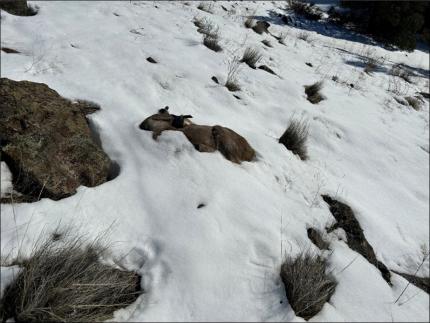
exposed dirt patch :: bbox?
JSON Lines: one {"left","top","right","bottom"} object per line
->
{"left": 322, "top": 195, "right": 391, "bottom": 284}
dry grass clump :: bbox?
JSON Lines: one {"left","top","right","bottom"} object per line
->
{"left": 0, "top": 233, "right": 141, "bottom": 322}
{"left": 305, "top": 81, "right": 324, "bottom": 104}
{"left": 244, "top": 16, "right": 254, "bottom": 28}
{"left": 225, "top": 56, "right": 241, "bottom": 92}
{"left": 203, "top": 34, "right": 222, "bottom": 52}
{"left": 405, "top": 96, "right": 423, "bottom": 110}
{"left": 195, "top": 17, "right": 218, "bottom": 38}
{"left": 362, "top": 48, "right": 386, "bottom": 74}
{"left": 279, "top": 118, "right": 309, "bottom": 160}
{"left": 195, "top": 18, "right": 222, "bottom": 52}
{"left": 197, "top": 2, "right": 214, "bottom": 14}
{"left": 297, "top": 31, "right": 311, "bottom": 42}
{"left": 193, "top": 16, "right": 206, "bottom": 29}
{"left": 390, "top": 64, "right": 413, "bottom": 83}
{"left": 278, "top": 32, "right": 287, "bottom": 45}
{"left": 280, "top": 250, "right": 337, "bottom": 320}
{"left": 240, "top": 47, "right": 262, "bottom": 68}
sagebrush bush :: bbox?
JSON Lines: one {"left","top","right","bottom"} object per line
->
{"left": 241, "top": 47, "right": 262, "bottom": 68}
{"left": 279, "top": 118, "right": 309, "bottom": 160}
{"left": 280, "top": 251, "right": 336, "bottom": 320}
{"left": 305, "top": 81, "right": 324, "bottom": 104}
{"left": 0, "top": 233, "right": 141, "bottom": 322}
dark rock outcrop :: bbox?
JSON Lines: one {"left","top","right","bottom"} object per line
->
{"left": 139, "top": 109, "right": 255, "bottom": 164}
{"left": 0, "top": 0, "right": 37, "bottom": 16}
{"left": 322, "top": 195, "right": 392, "bottom": 284}
{"left": 0, "top": 78, "right": 112, "bottom": 201}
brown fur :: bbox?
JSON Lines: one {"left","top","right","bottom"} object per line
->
{"left": 140, "top": 110, "right": 255, "bottom": 163}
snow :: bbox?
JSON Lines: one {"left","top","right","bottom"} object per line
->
{"left": 1, "top": 1, "right": 429, "bottom": 321}
{"left": 0, "top": 266, "right": 21, "bottom": 299}
{"left": 0, "top": 162, "right": 13, "bottom": 198}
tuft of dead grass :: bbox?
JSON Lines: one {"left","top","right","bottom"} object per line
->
{"left": 280, "top": 250, "right": 336, "bottom": 320}
{"left": 0, "top": 233, "right": 141, "bottom": 322}
{"left": 390, "top": 64, "right": 413, "bottom": 83}
{"left": 203, "top": 34, "right": 222, "bottom": 52}
{"left": 279, "top": 118, "right": 309, "bottom": 160}
{"left": 197, "top": 2, "right": 214, "bottom": 14}
{"left": 405, "top": 96, "right": 423, "bottom": 110}
{"left": 225, "top": 56, "right": 241, "bottom": 92}
{"left": 244, "top": 16, "right": 254, "bottom": 28}
{"left": 241, "top": 47, "right": 262, "bottom": 68}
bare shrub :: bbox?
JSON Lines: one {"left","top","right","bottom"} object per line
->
{"left": 197, "top": 2, "right": 214, "bottom": 14}
{"left": 241, "top": 47, "right": 262, "bottom": 68}
{"left": 405, "top": 96, "right": 423, "bottom": 110}
{"left": 225, "top": 56, "right": 241, "bottom": 92}
{"left": 279, "top": 118, "right": 309, "bottom": 160}
{"left": 280, "top": 250, "right": 337, "bottom": 320}
{"left": 305, "top": 81, "right": 324, "bottom": 104}
{"left": 0, "top": 233, "right": 141, "bottom": 322}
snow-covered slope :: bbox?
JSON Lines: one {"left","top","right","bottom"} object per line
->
{"left": 1, "top": 1, "right": 428, "bottom": 321}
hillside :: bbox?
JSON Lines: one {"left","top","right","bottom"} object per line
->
{"left": 1, "top": 1, "right": 429, "bottom": 321}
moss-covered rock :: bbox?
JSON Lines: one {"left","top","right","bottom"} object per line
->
{"left": 0, "top": 78, "right": 112, "bottom": 201}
